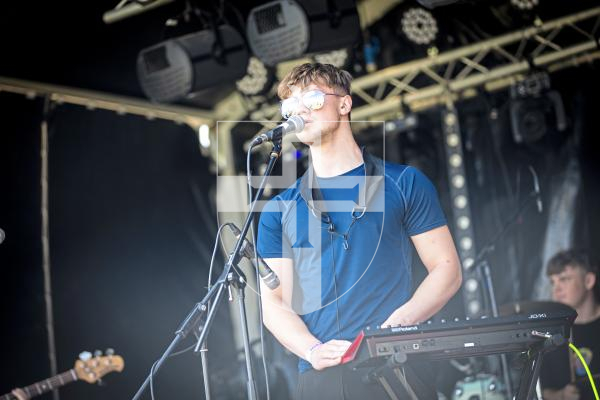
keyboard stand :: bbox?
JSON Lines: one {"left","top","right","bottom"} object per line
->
{"left": 360, "top": 332, "right": 565, "bottom": 400}
{"left": 515, "top": 332, "right": 566, "bottom": 400}
{"left": 361, "top": 353, "right": 435, "bottom": 400}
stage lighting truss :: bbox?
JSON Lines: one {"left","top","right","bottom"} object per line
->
{"left": 510, "top": 0, "right": 539, "bottom": 11}
{"left": 347, "top": 6, "right": 600, "bottom": 121}
{"left": 4, "top": 7, "right": 600, "bottom": 175}
{"left": 103, "top": 0, "right": 176, "bottom": 24}
{"left": 239, "top": 6, "right": 600, "bottom": 134}
{"left": 441, "top": 105, "right": 482, "bottom": 318}
{"left": 401, "top": 7, "right": 439, "bottom": 45}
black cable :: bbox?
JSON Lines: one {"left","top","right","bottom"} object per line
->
{"left": 207, "top": 223, "right": 231, "bottom": 289}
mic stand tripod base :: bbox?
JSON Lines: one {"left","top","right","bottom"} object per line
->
{"left": 192, "top": 269, "right": 259, "bottom": 400}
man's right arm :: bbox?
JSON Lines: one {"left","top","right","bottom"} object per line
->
{"left": 260, "top": 257, "right": 351, "bottom": 370}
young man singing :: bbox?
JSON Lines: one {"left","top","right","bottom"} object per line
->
{"left": 257, "top": 63, "right": 462, "bottom": 399}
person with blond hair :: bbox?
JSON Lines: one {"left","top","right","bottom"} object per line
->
{"left": 257, "top": 63, "right": 462, "bottom": 399}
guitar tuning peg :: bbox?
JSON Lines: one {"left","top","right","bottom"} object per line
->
{"left": 94, "top": 350, "right": 103, "bottom": 357}
{"left": 79, "top": 351, "right": 92, "bottom": 361}
{"left": 105, "top": 348, "right": 114, "bottom": 356}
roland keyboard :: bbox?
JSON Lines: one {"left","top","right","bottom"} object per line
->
{"left": 344, "top": 302, "right": 576, "bottom": 367}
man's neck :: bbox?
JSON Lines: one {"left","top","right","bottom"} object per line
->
{"left": 574, "top": 295, "right": 600, "bottom": 324}
{"left": 309, "top": 125, "right": 363, "bottom": 177}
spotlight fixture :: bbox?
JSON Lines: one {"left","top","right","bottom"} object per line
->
{"left": 246, "top": 0, "right": 310, "bottom": 66}
{"left": 246, "top": 0, "right": 360, "bottom": 66}
{"left": 509, "top": 72, "right": 567, "bottom": 144}
{"left": 137, "top": 25, "right": 249, "bottom": 103}
{"left": 510, "top": 0, "right": 539, "bottom": 10}
{"left": 401, "top": 7, "right": 438, "bottom": 45}
{"left": 236, "top": 57, "right": 274, "bottom": 96}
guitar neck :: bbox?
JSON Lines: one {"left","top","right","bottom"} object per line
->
{"left": 1, "top": 370, "right": 77, "bottom": 400}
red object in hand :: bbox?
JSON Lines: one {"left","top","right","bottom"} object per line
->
{"left": 341, "top": 331, "right": 365, "bottom": 364}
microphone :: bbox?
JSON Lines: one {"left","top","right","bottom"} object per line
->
{"left": 228, "top": 223, "right": 280, "bottom": 290}
{"left": 0, "top": 228, "right": 4, "bottom": 245}
{"left": 250, "top": 115, "right": 304, "bottom": 146}
{"left": 529, "top": 166, "right": 543, "bottom": 213}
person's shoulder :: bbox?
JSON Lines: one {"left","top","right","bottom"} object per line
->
{"left": 382, "top": 161, "right": 429, "bottom": 186}
{"left": 260, "top": 178, "right": 302, "bottom": 212}
{"left": 382, "top": 161, "right": 412, "bottom": 179}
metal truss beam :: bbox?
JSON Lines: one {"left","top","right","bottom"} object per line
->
{"left": 350, "top": 6, "right": 600, "bottom": 120}
{"left": 2, "top": 6, "right": 599, "bottom": 173}
{"left": 0, "top": 76, "right": 215, "bottom": 129}
{"left": 231, "top": 6, "right": 600, "bottom": 150}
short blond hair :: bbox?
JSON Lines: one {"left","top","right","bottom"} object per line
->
{"left": 277, "top": 63, "right": 353, "bottom": 100}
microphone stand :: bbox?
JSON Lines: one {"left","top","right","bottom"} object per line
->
{"left": 131, "top": 139, "right": 284, "bottom": 400}
{"left": 472, "top": 188, "right": 540, "bottom": 399}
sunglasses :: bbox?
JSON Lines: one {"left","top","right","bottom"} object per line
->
{"left": 280, "top": 90, "right": 345, "bottom": 119}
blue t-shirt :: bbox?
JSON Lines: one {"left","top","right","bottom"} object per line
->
{"left": 257, "top": 156, "right": 446, "bottom": 373}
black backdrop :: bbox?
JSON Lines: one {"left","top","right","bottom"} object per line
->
{"left": 0, "top": 93, "right": 244, "bottom": 400}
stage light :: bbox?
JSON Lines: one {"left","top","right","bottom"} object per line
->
{"left": 198, "top": 124, "right": 211, "bottom": 148}
{"left": 468, "top": 300, "right": 481, "bottom": 315}
{"left": 246, "top": 0, "right": 310, "bottom": 66}
{"left": 460, "top": 237, "right": 473, "bottom": 251}
{"left": 447, "top": 133, "right": 459, "bottom": 147}
{"left": 457, "top": 216, "right": 470, "bottom": 230}
{"left": 509, "top": 72, "right": 567, "bottom": 144}
{"left": 452, "top": 174, "right": 465, "bottom": 189}
{"left": 449, "top": 154, "right": 462, "bottom": 167}
{"left": 401, "top": 7, "right": 438, "bottom": 45}
{"left": 137, "top": 25, "right": 249, "bottom": 103}
{"left": 510, "top": 0, "right": 539, "bottom": 10}
{"left": 236, "top": 57, "right": 274, "bottom": 96}
{"left": 454, "top": 195, "right": 467, "bottom": 209}
{"left": 463, "top": 257, "right": 474, "bottom": 269}
{"left": 384, "top": 114, "right": 418, "bottom": 135}
{"left": 444, "top": 112, "right": 457, "bottom": 126}
{"left": 246, "top": 0, "right": 360, "bottom": 66}
{"left": 465, "top": 278, "right": 479, "bottom": 292}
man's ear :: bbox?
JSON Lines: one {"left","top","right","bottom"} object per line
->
{"left": 340, "top": 95, "right": 352, "bottom": 116}
{"left": 584, "top": 272, "right": 596, "bottom": 291}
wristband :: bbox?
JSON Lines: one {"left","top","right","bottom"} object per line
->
{"left": 305, "top": 341, "right": 323, "bottom": 365}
